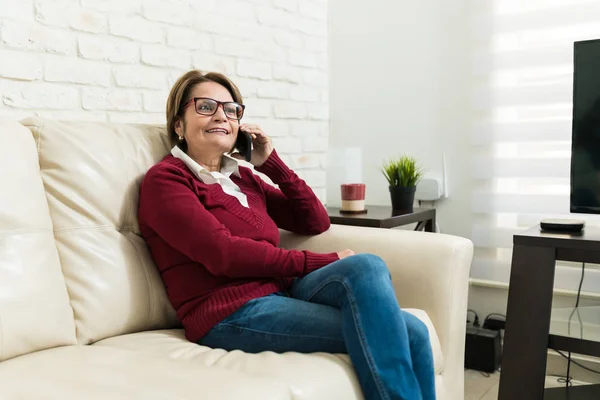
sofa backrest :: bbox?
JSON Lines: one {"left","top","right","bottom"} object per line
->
{"left": 20, "top": 117, "right": 180, "bottom": 345}
{"left": 0, "top": 119, "right": 77, "bottom": 361}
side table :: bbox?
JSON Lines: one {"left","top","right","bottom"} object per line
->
{"left": 326, "top": 205, "right": 436, "bottom": 232}
{"left": 498, "top": 225, "right": 600, "bottom": 400}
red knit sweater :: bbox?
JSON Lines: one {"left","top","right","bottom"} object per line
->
{"left": 138, "top": 150, "right": 340, "bottom": 342}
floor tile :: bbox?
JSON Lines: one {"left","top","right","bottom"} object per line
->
{"left": 464, "top": 369, "right": 499, "bottom": 400}
{"left": 464, "top": 369, "right": 590, "bottom": 400}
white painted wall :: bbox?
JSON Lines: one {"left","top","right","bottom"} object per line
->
{"left": 328, "top": 2, "right": 600, "bottom": 358}
{"left": 327, "top": 0, "right": 471, "bottom": 238}
{"left": 0, "top": 0, "right": 330, "bottom": 200}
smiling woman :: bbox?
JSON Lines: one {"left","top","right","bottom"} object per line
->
{"left": 165, "top": 70, "right": 273, "bottom": 169}
{"left": 165, "top": 71, "right": 244, "bottom": 161}
{"left": 137, "top": 69, "right": 436, "bottom": 400}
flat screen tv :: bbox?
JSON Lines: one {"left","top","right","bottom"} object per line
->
{"left": 570, "top": 39, "right": 600, "bottom": 214}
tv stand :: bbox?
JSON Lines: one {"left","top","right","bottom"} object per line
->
{"left": 498, "top": 225, "right": 600, "bottom": 400}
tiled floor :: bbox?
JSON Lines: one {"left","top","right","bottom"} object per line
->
{"left": 465, "top": 369, "right": 588, "bottom": 400}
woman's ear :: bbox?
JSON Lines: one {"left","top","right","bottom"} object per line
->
{"left": 174, "top": 118, "right": 183, "bottom": 136}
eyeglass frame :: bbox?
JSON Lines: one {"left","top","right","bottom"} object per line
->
{"left": 180, "top": 97, "right": 246, "bottom": 120}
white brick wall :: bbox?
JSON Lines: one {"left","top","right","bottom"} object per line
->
{"left": 0, "top": 0, "right": 330, "bottom": 202}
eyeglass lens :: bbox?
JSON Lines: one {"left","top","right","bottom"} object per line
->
{"left": 196, "top": 98, "right": 243, "bottom": 119}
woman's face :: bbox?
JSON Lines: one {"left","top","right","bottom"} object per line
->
{"left": 176, "top": 81, "right": 239, "bottom": 156}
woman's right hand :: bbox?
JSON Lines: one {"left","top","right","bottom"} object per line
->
{"left": 337, "top": 249, "right": 355, "bottom": 259}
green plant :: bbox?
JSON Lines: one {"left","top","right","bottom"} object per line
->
{"left": 381, "top": 155, "right": 424, "bottom": 187}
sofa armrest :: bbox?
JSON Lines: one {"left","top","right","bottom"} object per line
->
{"left": 279, "top": 224, "right": 473, "bottom": 385}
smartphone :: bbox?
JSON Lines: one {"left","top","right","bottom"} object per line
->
{"left": 235, "top": 128, "right": 252, "bottom": 162}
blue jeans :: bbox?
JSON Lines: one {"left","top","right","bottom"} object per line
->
{"left": 198, "top": 254, "right": 435, "bottom": 400}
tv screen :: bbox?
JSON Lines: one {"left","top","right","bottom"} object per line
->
{"left": 570, "top": 39, "right": 600, "bottom": 214}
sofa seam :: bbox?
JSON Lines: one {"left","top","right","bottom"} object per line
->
{"left": 53, "top": 225, "right": 114, "bottom": 234}
{"left": 0, "top": 228, "right": 51, "bottom": 237}
{"left": 27, "top": 119, "right": 43, "bottom": 155}
{"left": 114, "top": 130, "right": 134, "bottom": 242}
{"left": 123, "top": 232, "right": 155, "bottom": 327}
{"left": 441, "top": 240, "right": 469, "bottom": 378}
{"left": 51, "top": 231, "right": 80, "bottom": 343}
{"left": 441, "top": 244, "right": 458, "bottom": 374}
{"left": 0, "top": 313, "right": 4, "bottom": 360}
{"left": 440, "top": 245, "right": 456, "bottom": 375}
{"left": 51, "top": 225, "right": 137, "bottom": 234}
{"left": 28, "top": 118, "right": 80, "bottom": 343}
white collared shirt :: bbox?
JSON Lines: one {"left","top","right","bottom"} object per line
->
{"left": 171, "top": 146, "right": 249, "bottom": 208}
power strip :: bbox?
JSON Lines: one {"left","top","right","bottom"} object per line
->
{"left": 483, "top": 315, "right": 506, "bottom": 331}
{"left": 465, "top": 326, "right": 502, "bottom": 373}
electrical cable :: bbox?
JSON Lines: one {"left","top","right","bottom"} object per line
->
{"left": 482, "top": 312, "right": 506, "bottom": 342}
{"left": 484, "top": 313, "right": 506, "bottom": 322}
{"left": 555, "top": 349, "right": 600, "bottom": 375}
{"left": 564, "top": 262, "right": 587, "bottom": 387}
{"left": 467, "top": 309, "right": 480, "bottom": 327}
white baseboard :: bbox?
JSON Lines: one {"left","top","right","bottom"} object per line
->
{"left": 468, "top": 279, "right": 600, "bottom": 325}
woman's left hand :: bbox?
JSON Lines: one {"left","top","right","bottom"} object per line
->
{"left": 239, "top": 123, "right": 273, "bottom": 167}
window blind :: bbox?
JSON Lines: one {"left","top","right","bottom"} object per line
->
{"left": 470, "top": 0, "right": 600, "bottom": 292}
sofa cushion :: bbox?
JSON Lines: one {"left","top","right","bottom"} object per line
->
{"left": 95, "top": 330, "right": 362, "bottom": 400}
{"left": 0, "top": 345, "right": 291, "bottom": 400}
{"left": 93, "top": 309, "right": 444, "bottom": 400}
{"left": 0, "top": 119, "right": 76, "bottom": 361}
{"left": 20, "top": 117, "right": 179, "bottom": 345}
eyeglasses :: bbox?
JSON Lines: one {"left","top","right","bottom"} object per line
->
{"left": 181, "top": 97, "right": 245, "bottom": 120}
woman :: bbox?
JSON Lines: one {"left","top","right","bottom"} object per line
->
{"left": 138, "top": 70, "right": 435, "bottom": 400}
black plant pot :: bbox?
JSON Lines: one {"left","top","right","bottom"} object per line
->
{"left": 389, "top": 186, "right": 416, "bottom": 212}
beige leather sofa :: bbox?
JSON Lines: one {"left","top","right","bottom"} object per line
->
{"left": 0, "top": 117, "right": 473, "bottom": 400}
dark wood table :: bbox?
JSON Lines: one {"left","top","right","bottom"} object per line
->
{"left": 498, "top": 225, "right": 600, "bottom": 400}
{"left": 326, "top": 206, "right": 436, "bottom": 232}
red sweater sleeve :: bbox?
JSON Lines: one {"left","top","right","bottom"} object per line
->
{"left": 139, "top": 163, "right": 338, "bottom": 278}
{"left": 255, "top": 150, "right": 331, "bottom": 235}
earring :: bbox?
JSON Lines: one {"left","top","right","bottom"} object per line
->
{"left": 178, "top": 135, "right": 184, "bottom": 142}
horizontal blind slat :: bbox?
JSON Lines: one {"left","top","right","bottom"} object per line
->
{"left": 473, "top": 193, "right": 569, "bottom": 213}
{"left": 473, "top": 157, "right": 571, "bottom": 178}
{"left": 472, "top": 120, "right": 572, "bottom": 144}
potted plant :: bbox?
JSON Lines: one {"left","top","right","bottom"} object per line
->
{"left": 381, "top": 155, "right": 424, "bottom": 212}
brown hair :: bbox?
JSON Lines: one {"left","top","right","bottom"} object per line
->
{"left": 166, "top": 70, "right": 243, "bottom": 152}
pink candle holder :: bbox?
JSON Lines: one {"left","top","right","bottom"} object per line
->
{"left": 340, "top": 183, "right": 367, "bottom": 214}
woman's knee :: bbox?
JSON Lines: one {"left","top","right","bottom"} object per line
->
{"left": 347, "top": 253, "right": 390, "bottom": 279}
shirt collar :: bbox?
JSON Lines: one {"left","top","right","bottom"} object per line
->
{"left": 171, "top": 145, "right": 241, "bottom": 184}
